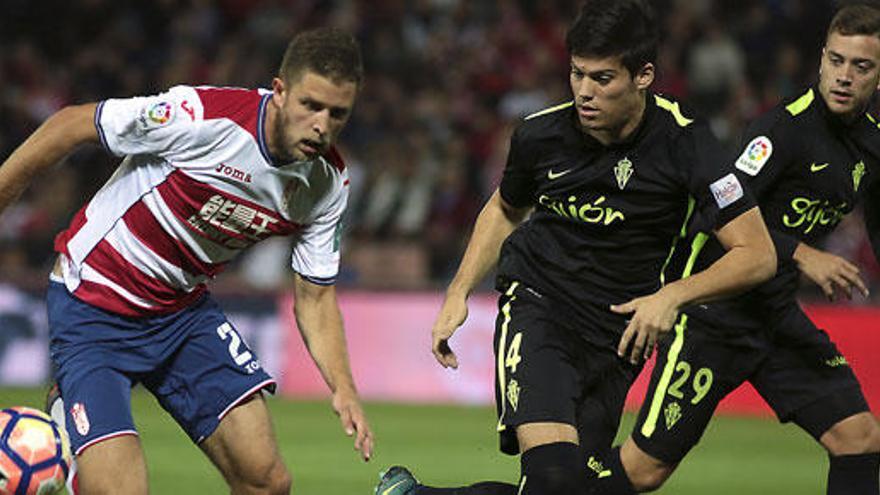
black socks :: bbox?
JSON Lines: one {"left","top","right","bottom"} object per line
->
{"left": 827, "top": 452, "right": 880, "bottom": 495}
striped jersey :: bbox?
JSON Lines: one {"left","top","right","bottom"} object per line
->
{"left": 52, "top": 85, "right": 349, "bottom": 317}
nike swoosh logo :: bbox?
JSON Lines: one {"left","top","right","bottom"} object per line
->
{"left": 547, "top": 168, "right": 573, "bottom": 180}
{"left": 382, "top": 480, "right": 406, "bottom": 495}
{"left": 810, "top": 162, "right": 830, "bottom": 172}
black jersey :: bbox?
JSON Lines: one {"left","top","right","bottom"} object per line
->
{"left": 497, "top": 94, "right": 755, "bottom": 348}
{"left": 672, "top": 86, "right": 880, "bottom": 331}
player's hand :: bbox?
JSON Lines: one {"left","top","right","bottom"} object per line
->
{"left": 431, "top": 291, "right": 469, "bottom": 369}
{"left": 611, "top": 288, "right": 681, "bottom": 364}
{"left": 793, "top": 243, "right": 869, "bottom": 301}
{"left": 332, "top": 388, "right": 374, "bottom": 462}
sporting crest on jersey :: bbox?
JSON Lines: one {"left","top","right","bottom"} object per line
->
{"left": 853, "top": 161, "right": 866, "bottom": 192}
{"left": 735, "top": 136, "right": 773, "bottom": 176}
{"left": 614, "top": 157, "right": 634, "bottom": 190}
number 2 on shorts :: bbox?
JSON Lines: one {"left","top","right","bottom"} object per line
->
{"left": 217, "top": 322, "right": 253, "bottom": 366}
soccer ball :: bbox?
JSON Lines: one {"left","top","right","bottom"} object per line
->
{"left": 0, "top": 407, "right": 71, "bottom": 495}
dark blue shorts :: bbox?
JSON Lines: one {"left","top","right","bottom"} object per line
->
{"left": 47, "top": 282, "right": 276, "bottom": 456}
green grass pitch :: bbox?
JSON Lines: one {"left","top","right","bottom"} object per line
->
{"left": 0, "top": 387, "right": 826, "bottom": 494}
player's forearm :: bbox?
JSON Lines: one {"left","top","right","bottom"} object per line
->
{"left": 447, "top": 189, "right": 529, "bottom": 297}
{"left": 293, "top": 283, "right": 358, "bottom": 395}
{"left": 663, "top": 243, "right": 776, "bottom": 307}
{"left": 0, "top": 104, "right": 99, "bottom": 215}
{"left": 663, "top": 208, "right": 777, "bottom": 307}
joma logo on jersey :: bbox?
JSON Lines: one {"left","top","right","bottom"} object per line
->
{"left": 215, "top": 163, "right": 253, "bottom": 183}
{"left": 782, "top": 197, "right": 847, "bottom": 234}
{"left": 538, "top": 194, "right": 625, "bottom": 226}
{"left": 188, "top": 195, "right": 279, "bottom": 248}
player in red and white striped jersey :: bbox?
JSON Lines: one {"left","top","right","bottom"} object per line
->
{"left": 1, "top": 28, "right": 372, "bottom": 495}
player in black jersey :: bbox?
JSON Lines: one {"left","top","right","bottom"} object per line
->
{"left": 593, "top": 4, "right": 880, "bottom": 495}
{"left": 374, "top": 1, "right": 776, "bottom": 494}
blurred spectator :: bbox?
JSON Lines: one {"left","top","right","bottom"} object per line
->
{"left": 687, "top": 20, "right": 746, "bottom": 115}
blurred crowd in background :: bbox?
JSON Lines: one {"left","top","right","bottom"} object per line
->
{"left": 1, "top": 0, "right": 878, "bottom": 300}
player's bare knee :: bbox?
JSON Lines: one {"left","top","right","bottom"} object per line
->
{"left": 233, "top": 457, "right": 291, "bottom": 495}
{"left": 265, "top": 462, "right": 292, "bottom": 495}
{"left": 620, "top": 441, "right": 674, "bottom": 492}
{"left": 864, "top": 418, "right": 880, "bottom": 453}
{"left": 627, "top": 462, "right": 674, "bottom": 492}
{"left": 821, "top": 414, "right": 880, "bottom": 455}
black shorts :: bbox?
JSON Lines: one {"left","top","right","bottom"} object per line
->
{"left": 493, "top": 280, "right": 641, "bottom": 455}
{"left": 632, "top": 304, "right": 869, "bottom": 464}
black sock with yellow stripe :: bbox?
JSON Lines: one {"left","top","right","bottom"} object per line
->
{"left": 517, "top": 442, "right": 585, "bottom": 494}
{"left": 588, "top": 447, "right": 637, "bottom": 495}
{"left": 414, "top": 443, "right": 588, "bottom": 494}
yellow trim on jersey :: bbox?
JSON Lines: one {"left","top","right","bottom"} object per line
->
{"left": 682, "top": 233, "right": 709, "bottom": 280}
{"left": 786, "top": 88, "right": 815, "bottom": 116}
{"left": 525, "top": 101, "right": 574, "bottom": 121}
{"left": 659, "top": 196, "right": 696, "bottom": 286}
{"left": 866, "top": 113, "right": 880, "bottom": 130}
{"left": 496, "top": 281, "right": 520, "bottom": 432}
{"left": 641, "top": 314, "right": 688, "bottom": 438}
{"left": 641, "top": 231, "right": 708, "bottom": 437}
{"left": 654, "top": 95, "right": 694, "bottom": 127}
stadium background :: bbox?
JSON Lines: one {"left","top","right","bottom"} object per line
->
{"left": 0, "top": 0, "right": 878, "bottom": 493}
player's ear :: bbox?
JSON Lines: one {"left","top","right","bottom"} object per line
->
{"left": 634, "top": 62, "right": 655, "bottom": 90}
{"left": 272, "top": 77, "right": 286, "bottom": 106}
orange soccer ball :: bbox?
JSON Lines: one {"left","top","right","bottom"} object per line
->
{"left": 0, "top": 407, "right": 71, "bottom": 495}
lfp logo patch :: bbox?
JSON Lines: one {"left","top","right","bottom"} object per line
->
{"left": 147, "top": 101, "right": 174, "bottom": 125}
{"left": 735, "top": 136, "right": 773, "bottom": 176}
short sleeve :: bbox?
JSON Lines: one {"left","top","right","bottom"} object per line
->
{"left": 96, "top": 85, "right": 202, "bottom": 160}
{"left": 733, "top": 110, "right": 801, "bottom": 258}
{"left": 290, "top": 177, "right": 349, "bottom": 285}
{"left": 679, "top": 122, "right": 756, "bottom": 231}
{"left": 731, "top": 110, "right": 796, "bottom": 200}
{"left": 498, "top": 125, "right": 537, "bottom": 208}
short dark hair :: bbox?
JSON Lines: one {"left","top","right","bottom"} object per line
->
{"left": 828, "top": 3, "right": 880, "bottom": 39}
{"left": 279, "top": 28, "right": 363, "bottom": 86}
{"left": 565, "top": 0, "right": 659, "bottom": 76}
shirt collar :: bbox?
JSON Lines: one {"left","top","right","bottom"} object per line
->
{"left": 563, "top": 92, "right": 654, "bottom": 150}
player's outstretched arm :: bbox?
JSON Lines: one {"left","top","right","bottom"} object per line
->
{"left": 0, "top": 104, "right": 98, "bottom": 216}
{"left": 292, "top": 273, "right": 373, "bottom": 461}
{"left": 614, "top": 207, "right": 777, "bottom": 363}
{"left": 431, "top": 188, "right": 530, "bottom": 369}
